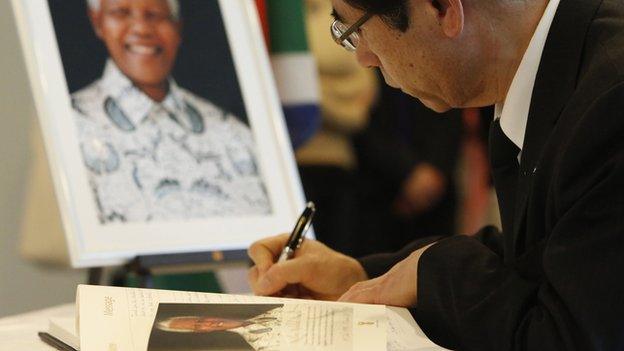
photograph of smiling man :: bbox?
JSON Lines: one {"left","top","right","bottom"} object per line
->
{"left": 48, "top": 0, "right": 271, "bottom": 224}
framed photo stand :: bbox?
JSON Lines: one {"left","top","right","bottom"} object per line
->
{"left": 12, "top": 0, "right": 308, "bottom": 272}
{"left": 86, "top": 248, "right": 250, "bottom": 288}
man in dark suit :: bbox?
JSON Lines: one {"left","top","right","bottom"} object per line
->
{"left": 247, "top": 0, "right": 624, "bottom": 349}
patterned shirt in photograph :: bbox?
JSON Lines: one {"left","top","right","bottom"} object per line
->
{"left": 72, "top": 60, "right": 271, "bottom": 224}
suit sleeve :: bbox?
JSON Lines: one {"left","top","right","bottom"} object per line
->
{"left": 414, "top": 84, "right": 624, "bottom": 351}
{"left": 358, "top": 226, "right": 504, "bottom": 279}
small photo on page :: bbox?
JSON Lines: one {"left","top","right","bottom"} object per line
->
{"left": 148, "top": 303, "right": 283, "bottom": 351}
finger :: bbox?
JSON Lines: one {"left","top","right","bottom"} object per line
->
{"left": 247, "top": 265, "right": 260, "bottom": 287}
{"left": 248, "top": 233, "right": 290, "bottom": 272}
{"left": 255, "top": 256, "right": 315, "bottom": 296}
{"left": 294, "top": 284, "right": 317, "bottom": 301}
{"left": 338, "top": 278, "right": 381, "bottom": 304}
{"left": 249, "top": 265, "right": 270, "bottom": 295}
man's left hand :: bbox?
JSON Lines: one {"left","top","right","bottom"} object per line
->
{"left": 338, "top": 243, "right": 435, "bottom": 307}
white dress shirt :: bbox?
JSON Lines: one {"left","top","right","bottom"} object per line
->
{"left": 495, "top": 0, "right": 561, "bottom": 156}
{"left": 72, "top": 61, "right": 271, "bottom": 223}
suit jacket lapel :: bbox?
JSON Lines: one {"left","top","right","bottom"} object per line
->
{"left": 510, "top": 0, "right": 603, "bottom": 255}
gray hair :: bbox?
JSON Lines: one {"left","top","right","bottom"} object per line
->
{"left": 86, "top": 0, "right": 180, "bottom": 20}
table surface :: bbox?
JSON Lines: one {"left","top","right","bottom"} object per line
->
{"left": 0, "top": 303, "right": 75, "bottom": 350}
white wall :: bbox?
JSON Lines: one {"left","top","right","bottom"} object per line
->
{"left": 0, "top": 0, "right": 84, "bottom": 318}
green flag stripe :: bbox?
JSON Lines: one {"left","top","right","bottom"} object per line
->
{"left": 267, "top": 0, "right": 309, "bottom": 53}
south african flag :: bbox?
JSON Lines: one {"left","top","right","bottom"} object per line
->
{"left": 256, "top": 0, "right": 321, "bottom": 149}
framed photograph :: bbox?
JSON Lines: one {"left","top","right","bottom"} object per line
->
{"left": 12, "top": 0, "right": 306, "bottom": 267}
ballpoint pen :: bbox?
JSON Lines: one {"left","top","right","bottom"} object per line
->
{"left": 38, "top": 332, "right": 78, "bottom": 351}
{"left": 277, "top": 202, "right": 316, "bottom": 262}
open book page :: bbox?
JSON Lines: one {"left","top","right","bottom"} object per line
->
{"left": 77, "top": 284, "right": 386, "bottom": 351}
{"left": 386, "top": 307, "right": 449, "bottom": 351}
{"left": 55, "top": 304, "right": 444, "bottom": 351}
{"left": 149, "top": 303, "right": 364, "bottom": 351}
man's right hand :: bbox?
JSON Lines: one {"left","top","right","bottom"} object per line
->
{"left": 247, "top": 233, "right": 368, "bottom": 301}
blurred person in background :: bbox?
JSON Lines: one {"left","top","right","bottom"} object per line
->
{"left": 296, "top": 0, "right": 378, "bottom": 254}
{"left": 352, "top": 79, "right": 463, "bottom": 257}
{"left": 456, "top": 106, "right": 500, "bottom": 234}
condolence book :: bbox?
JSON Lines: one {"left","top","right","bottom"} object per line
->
{"left": 44, "top": 285, "right": 446, "bottom": 351}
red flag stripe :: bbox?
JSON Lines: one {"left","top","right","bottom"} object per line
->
{"left": 255, "top": 0, "right": 271, "bottom": 49}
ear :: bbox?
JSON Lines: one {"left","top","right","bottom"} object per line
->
{"left": 430, "top": 0, "right": 464, "bottom": 38}
{"left": 88, "top": 9, "right": 103, "bottom": 39}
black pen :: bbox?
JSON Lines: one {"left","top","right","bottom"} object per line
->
{"left": 38, "top": 332, "right": 78, "bottom": 351}
{"left": 277, "top": 202, "right": 316, "bottom": 262}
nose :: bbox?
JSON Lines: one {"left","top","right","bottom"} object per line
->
{"left": 128, "top": 12, "right": 156, "bottom": 37}
{"left": 355, "top": 39, "right": 381, "bottom": 68}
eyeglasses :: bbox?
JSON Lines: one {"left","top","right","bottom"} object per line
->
{"left": 330, "top": 12, "right": 373, "bottom": 52}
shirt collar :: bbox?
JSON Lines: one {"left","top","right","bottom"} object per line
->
{"left": 495, "top": 0, "right": 561, "bottom": 150}
{"left": 100, "top": 60, "right": 188, "bottom": 126}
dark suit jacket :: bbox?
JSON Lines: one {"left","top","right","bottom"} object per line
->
{"left": 359, "top": 0, "right": 624, "bottom": 349}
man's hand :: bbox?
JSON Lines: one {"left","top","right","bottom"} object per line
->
{"left": 248, "top": 233, "right": 368, "bottom": 300}
{"left": 338, "top": 243, "right": 434, "bottom": 307}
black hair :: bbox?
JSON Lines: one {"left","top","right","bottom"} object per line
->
{"left": 344, "top": 0, "right": 410, "bottom": 31}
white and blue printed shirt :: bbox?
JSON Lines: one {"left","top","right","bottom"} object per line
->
{"left": 72, "top": 60, "right": 271, "bottom": 223}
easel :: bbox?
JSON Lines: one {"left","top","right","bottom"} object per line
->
{"left": 87, "top": 249, "right": 249, "bottom": 288}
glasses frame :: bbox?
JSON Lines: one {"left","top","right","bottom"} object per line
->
{"left": 331, "top": 12, "right": 374, "bottom": 51}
